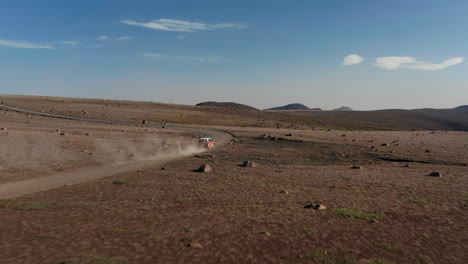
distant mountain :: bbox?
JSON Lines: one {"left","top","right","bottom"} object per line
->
{"left": 333, "top": 106, "right": 353, "bottom": 111}
{"left": 196, "top": 101, "right": 258, "bottom": 111}
{"left": 455, "top": 105, "right": 468, "bottom": 109}
{"left": 265, "top": 103, "right": 321, "bottom": 111}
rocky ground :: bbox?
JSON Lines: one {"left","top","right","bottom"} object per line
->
{"left": 0, "top": 96, "right": 467, "bottom": 264}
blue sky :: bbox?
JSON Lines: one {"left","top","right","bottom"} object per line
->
{"left": 1, "top": 0, "right": 467, "bottom": 110}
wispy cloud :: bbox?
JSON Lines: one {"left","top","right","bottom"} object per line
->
{"left": 86, "top": 44, "right": 101, "bottom": 48}
{"left": 116, "top": 36, "right": 133, "bottom": 41}
{"left": 0, "top": 39, "right": 55, "bottom": 49}
{"left": 121, "top": 18, "right": 249, "bottom": 32}
{"left": 343, "top": 54, "right": 364, "bottom": 65}
{"left": 375, "top": 56, "right": 464, "bottom": 71}
{"left": 141, "top": 53, "right": 167, "bottom": 58}
{"left": 141, "top": 53, "right": 221, "bottom": 63}
{"left": 57, "top": 41, "right": 80, "bottom": 46}
{"left": 177, "top": 35, "right": 186, "bottom": 39}
{"left": 97, "top": 35, "right": 109, "bottom": 41}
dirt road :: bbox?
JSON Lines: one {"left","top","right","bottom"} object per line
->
{"left": 0, "top": 105, "right": 233, "bottom": 198}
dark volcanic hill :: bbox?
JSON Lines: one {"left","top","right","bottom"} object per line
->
{"left": 196, "top": 101, "right": 258, "bottom": 111}
{"left": 455, "top": 105, "right": 468, "bottom": 109}
{"left": 333, "top": 106, "right": 353, "bottom": 111}
{"left": 266, "top": 103, "right": 321, "bottom": 111}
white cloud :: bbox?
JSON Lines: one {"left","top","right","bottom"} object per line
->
{"left": 177, "top": 35, "right": 186, "bottom": 39}
{"left": 375, "top": 56, "right": 464, "bottom": 71}
{"left": 142, "top": 53, "right": 221, "bottom": 63}
{"left": 57, "top": 41, "right": 80, "bottom": 46}
{"left": 121, "top": 18, "right": 249, "bottom": 32}
{"left": 0, "top": 39, "right": 55, "bottom": 49}
{"left": 97, "top": 36, "right": 109, "bottom": 41}
{"left": 343, "top": 54, "right": 364, "bottom": 65}
{"left": 141, "top": 53, "right": 167, "bottom": 58}
{"left": 116, "top": 36, "right": 132, "bottom": 41}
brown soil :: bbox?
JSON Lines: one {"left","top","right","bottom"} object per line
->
{"left": 0, "top": 95, "right": 467, "bottom": 264}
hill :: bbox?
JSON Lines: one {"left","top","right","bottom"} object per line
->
{"left": 333, "top": 106, "right": 353, "bottom": 111}
{"left": 196, "top": 101, "right": 258, "bottom": 111}
{"left": 266, "top": 103, "right": 321, "bottom": 111}
{"left": 265, "top": 103, "right": 322, "bottom": 111}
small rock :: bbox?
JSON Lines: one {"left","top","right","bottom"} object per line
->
{"left": 425, "top": 149, "right": 431, "bottom": 153}
{"left": 0, "top": 127, "right": 7, "bottom": 131}
{"left": 142, "top": 120, "right": 148, "bottom": 125}
{"left": 60, "top": 132, "right": 67, "bottom": 136}
{"left": 82, "top": 149, "right": 94, "bottom": 155}
{"left": 351, "top": 165, "right": 363, "bottom": 169}
{"left": 279, "top": 190, "right": 289, "bottom": 194}
{"left": 381, "top": 143, "right": 389, "bottom": 147}
{"left": 285, "top": 133, "right": 293, "bottom": 137}
{"left": 196, "top": 164, "right": 212, "bottom": 173}
{"left": 161, "top": 167, "right": 166, "bottom": 170}
{"left": 243, "top": 161, "right": 256, "bottom": 168}
{"left": 370, "top": 219, "right": 379, "bottom": 223}
{"left": 428, "top": 172, "right": 442, "bottom": 177}
{"left": 341, "top": 134, "right": 346, "bottom": 137}
{"left": 189, "top": 242, "right": 203, "bottom": 249}
{"left": 304, "top": 204, "right": 327, "bottom": 210}
{"left": 313, "top": 204, "right": 327, "bottom": 210}
{"left": 403, "top": 164, "right": 411, "bottom": 168}
{"left": 259, "top": 231, "right": 271, "bottom": 236}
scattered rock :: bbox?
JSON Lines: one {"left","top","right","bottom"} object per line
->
{"left": 403, "top": 164, "right": 411, "bottom": 168}
{"left": 279, "top": 190, "right": 289, "bottom": 194}
{"left": 285, "top": 133, "right": 293, "bottom": 137}
{"left": 381, "top": 143, "right": 389, "bottom": 147}
{"left": 0, "top": 127, "right": 7, "bottom": 131}
{"left": 196, "top": 164, "right": 212, "bottom": 173}
{"left": 59, "top": 132, "right": 67, "bottom": 136}
{"left": 341, "top": 134, "right": 346, "bottom": 137}
{"left": 259, "top": 134, "right": 270, "bottom": 139}
{"left": 84, "top": 133, "right": 91, "bottom": 136}
{"left": 161, "top": 167, "right": 166, "bottom": 170}
{"left": 243, "top": 161, "right": 256, "bottom": 168}
{"left": 370, "top": 219, "right": 379, "bottom": 223}
{"left": 82, "top": 149, "right": 94, "bottom": 155}
{"left": 304, "top": 204, "right": 327, "bottom": 210}
{"left": 425, "top": 149, "right": 431, "bottom": 153}
{"left": 188, "top": 242, "right": 203, "bottom": 249}
{"left": 141, "top": 120, "right": 148, "bottom": 125}
{"left": 351, "top": 165, "right": 363, "bottom": 169}
{"left": 428, "top": 172, "right": 442, "bottom": 177}
{"left": 259, "top": 231, "right": 271, "bottom": 236}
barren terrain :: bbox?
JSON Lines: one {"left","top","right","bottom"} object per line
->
{"left": 0, "top": 95, "right": 467, "bottom": 264}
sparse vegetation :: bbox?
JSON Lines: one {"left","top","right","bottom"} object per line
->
{"left": 375, "top": 243, "right": 400, "bottom": 251}
{"left": 413, "top": 200, "right": 430, "bottom": 204}
{"left": 331, "top": 208, "right": 383, "bottom": 222}
{"left": 57, "top": 254, "right": 127, "bottom": 264}
{"left": 112, "top": 181, "right": 127, "bottom": 185}
{"left": 12, "top": 202, "right": 55, "bottom": 210}
{"left": 303, "top": 249, "right": 358, "bottom": 264}
{"left": 368, "top": 259, "right": 394, "bottom": 264}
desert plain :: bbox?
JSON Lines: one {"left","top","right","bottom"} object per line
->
{"left": 0, "top": 95, "right": 467, "bottom": 264}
